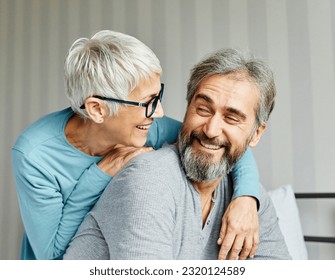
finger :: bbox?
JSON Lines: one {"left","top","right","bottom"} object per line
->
{"left": 217, "top": 219, "right": 228, "bottom": 246}
{"left": 217, "top": 231, "right": 235, "bottom": 260}
{"left": 227, "top": 235, "right": 245, "bottom": 260}
{"left": 248, "top": 232, "right": 259, "bottom": 258}
{"left": 238, "top": 236, "right": 252, "bottom": 260}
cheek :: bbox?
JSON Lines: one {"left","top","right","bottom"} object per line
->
{"left": 223, "top": 127, "right": 247, "bottom": 145}
{"left": 183, "top": 112, "right": 205, "bottom": 130}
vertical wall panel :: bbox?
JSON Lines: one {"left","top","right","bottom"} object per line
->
{"left": 88, "top": 0, "right": 103, "bottom": 34}
{"left": 164, "top": 0, "right": 184, "bottom": 121}
{"left": 247, "top": 0, "right": 273, "bottom": 188}
{"left": 212, "top": 0, "right": 230, "bottom": 49}
{"left": 58, "top": 0, "right": 71, "bottom": 109}
{"left": 28, "top": 0, "right": 42, "bottom": 121}
{"left": 266, "top": 0, "right": 294, "bottom": 188}
{"left": 228, "top": 0, "right": 249, "bottom": 49}
{"left": 151, "top": 0, "right": 167, "bottom": 86}
{"left": 0, "top": 0, "right": 9, "bottom": 259}
{"left": 67, "top": 0, "right": 81, "bottom": 41}
{"left": 101, "top": 0, "right": 113, "bottom": 30}
{"left": 287, "top": 0, "right": 319, "bottom": 258}
{"left": 2, "top": 0, "right": 26, "bottom": 260}
{"left": 79, "top": 0, "right": 90, "bottom": 36}
{"left": 125, "top": 0, "right": 138, "bottom": 36}
{"left": 194, "top": 0, "right": 213, "bottom": 58}
{"left": 287, "top": 0, "right": 316, "bottom": 192}
{"left": 110, "top": 0, "right": 126, "bottom": 33}
{"left": 332, "top": 0, "right": 335, "bottom": 88}
{"left": 137, "top": 0, "right": 153, "bottom": 47}
{"left": 307, "top": 0, "right": 335, "bottom": 259}
{"left": 180, "top": 0, "right": 197, "bottom": 116}
{"left": 39, "top": 0, "right": 50, "bottom": 116}
{"left": 308, "top": 0, "right": 335, "bottom": 190}
{"left": 47, "top": 0, "right": 61, "bottom": 113}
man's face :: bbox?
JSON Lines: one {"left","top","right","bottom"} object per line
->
{"left": 178, "top": 73, "right": 265, "bottom": 182}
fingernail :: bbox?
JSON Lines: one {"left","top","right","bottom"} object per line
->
{"left": 217, "top": 238, "right": 222, "bottom": 244}
{"left": 250, "top": 255, "right": 254, "bottom": 258}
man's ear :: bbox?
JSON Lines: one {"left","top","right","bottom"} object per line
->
{"left": 84, "top": 97, "right": 109, "bottom": 123}
{"left": 248, "top": 123, "right": 267, "bottom": 147}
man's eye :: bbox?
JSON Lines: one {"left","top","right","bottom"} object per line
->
{"left": 196, "top": 107, "right": 211, "bottom": 115}
{"left": 224, "top": 115, "right": 239, "bottom": 123}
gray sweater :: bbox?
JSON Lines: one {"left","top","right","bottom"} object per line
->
{"left": 64, "top": 145, "right": 291, "bottom": 260}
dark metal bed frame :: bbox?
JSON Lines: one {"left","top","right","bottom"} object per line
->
{"left": 294, "top": 192, "right": 335, "bottom": 244}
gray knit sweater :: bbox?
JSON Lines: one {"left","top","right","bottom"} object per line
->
{"left": 64, "top": 145, "right": 291, "bottom": 260}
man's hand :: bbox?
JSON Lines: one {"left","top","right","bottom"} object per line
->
{"left": 217, "top": 196, "right": 259, "bottom": 260}
{"left": 98, "top": 145, "right": 153, "bottom": 176}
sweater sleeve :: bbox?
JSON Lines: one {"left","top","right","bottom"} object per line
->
{"left": 12, "top": 148, "right": 111, "bottom": 259}
{"left": 146, "top": 116, "right": 182, "bottom": 149}
{"left": 230, "top": 148, "right": 260, "bottom": 205}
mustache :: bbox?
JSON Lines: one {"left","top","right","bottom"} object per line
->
{"left": 189, "top": 130, "right": 231, "bottom": 149}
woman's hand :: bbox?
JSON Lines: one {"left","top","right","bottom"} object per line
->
{"left": 217, "top": 196, "right": 259, "bottom": 260}
{"left": 98, "top": 145, "right": 153, "bottom": 176}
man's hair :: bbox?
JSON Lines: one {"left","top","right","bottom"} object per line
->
{"left": 64, "top": 30, "right": 162, "bottom": 118}
{"left": 186, "top": 48, "right": 276, "bottom": 126}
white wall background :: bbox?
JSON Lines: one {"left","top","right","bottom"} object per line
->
{"left": 0, "top": 0, "right": 334, "bottom": 259}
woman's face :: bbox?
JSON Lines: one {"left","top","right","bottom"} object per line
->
{"left": 104, "top": 73, "right": 164, "bottom": 147}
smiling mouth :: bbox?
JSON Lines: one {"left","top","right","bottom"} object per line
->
{"left": 199, "top": 140, "right": 223, "bottom": 150}
{"left": 136, "top": 124, "right": 152, "bottom": 130}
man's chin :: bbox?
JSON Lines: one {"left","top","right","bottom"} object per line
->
{"left": 192, "top": 150, "right": 223, "bottom": 165}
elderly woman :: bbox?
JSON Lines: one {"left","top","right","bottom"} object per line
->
{"left": 12, "top": 30, "right": 260, "bottom": 260}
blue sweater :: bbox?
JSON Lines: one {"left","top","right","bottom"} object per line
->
{"left": 12, "top": 107, "right": 259, "bottom": 259}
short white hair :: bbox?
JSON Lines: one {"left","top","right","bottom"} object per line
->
{"left": 64, "top": 30, "right": 162, "bottom": 118}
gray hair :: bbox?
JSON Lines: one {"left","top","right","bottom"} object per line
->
{"left": 64, "top": 30, "right": 162, "bottom": 118}
{"left": 186, "top": 48, "right": 276, "bottom": 126}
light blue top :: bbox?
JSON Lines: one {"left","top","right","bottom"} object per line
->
{"left": 12, "top": 107, "right": 259, "bottom": 260}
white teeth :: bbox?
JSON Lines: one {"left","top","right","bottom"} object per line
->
{"left": 200, "top": 140, "right": 221, "bottom": 150}
{"left": 136, "top": 124, "right": 151, "bottom": 130}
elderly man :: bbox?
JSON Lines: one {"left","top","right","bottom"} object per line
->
{"left": 64, "top": 48, "right": 291, "bottom": 260}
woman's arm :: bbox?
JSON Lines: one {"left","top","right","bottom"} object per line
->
{"left": 12, "top": 149, "right": 110, "bottom": 259}
{"left": 230, "top": 148, "right": 260, "bottom": 203}
{"left": 146, "top": 116, "right": 182, "bottom": 149}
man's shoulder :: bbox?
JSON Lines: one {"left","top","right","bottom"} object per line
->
{"left": 128, "top": 144, "right": 181, "bottom": 171}
{"left": 96, "top": 145, "right": 183, "bottom": 209}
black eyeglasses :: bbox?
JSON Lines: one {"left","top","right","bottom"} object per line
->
{"left": 80, "top": 83, "right": 164, "bottom": 118}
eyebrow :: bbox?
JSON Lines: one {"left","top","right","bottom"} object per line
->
{"left": 194, "top": 93, "right": 247, "bottom": 121}
{"left": 194, "top": 93, "right": 214, "bottom": 104}
{"left": 225, "top": 107, "right": 247, "bottom": 121}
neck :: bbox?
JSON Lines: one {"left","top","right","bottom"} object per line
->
{"left": 194, "top": 178, "right": 221, "bottom": 227}
{"left": 65, "top": 114, "right": 116, "bottom": 156}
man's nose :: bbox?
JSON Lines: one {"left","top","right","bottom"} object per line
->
{"left": 202, "top": 114, "right": 224, "bottom": 139}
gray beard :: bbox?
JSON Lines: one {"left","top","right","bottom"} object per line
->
{"left": 178, "top": 130, "right": 247, "bottom": 183}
